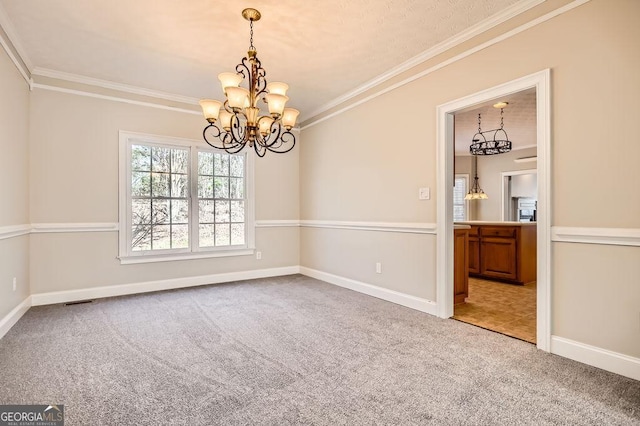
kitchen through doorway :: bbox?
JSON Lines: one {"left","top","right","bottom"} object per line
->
{"left": 451, "top": 88, "right": 538, "bottom": 344}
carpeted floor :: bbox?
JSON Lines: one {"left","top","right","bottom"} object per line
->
{"left": 1, "top": 274, "right": 638, "bottom": 425}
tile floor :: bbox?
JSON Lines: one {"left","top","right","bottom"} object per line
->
{"left": 453, "top": 277, "right": 537, "bottom": 344}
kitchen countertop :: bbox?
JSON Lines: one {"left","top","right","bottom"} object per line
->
{"left": 453, "top": 224, "right": 471, "bottom": 230}
{"left": 455, "top": 221, "right": 537, "bottom": 226}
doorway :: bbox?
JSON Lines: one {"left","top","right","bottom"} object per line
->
{"left": 435, "top": 70, "right": 551, "bottom": 352}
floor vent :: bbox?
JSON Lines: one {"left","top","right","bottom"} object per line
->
{"left": 64, "top": 300, "right": 94, "bottom": 306}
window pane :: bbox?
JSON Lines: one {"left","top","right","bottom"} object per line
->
{"left": 199, "top": 152, "right": 213, "bottom": 175}
{"left": 172, "top": 224, "right": 189, "bottom": 249}
{"left": 132, "top": 225, "right": 151, "bottom": 251}
{"left": 214, "top": 177, "right": 229, "bottom": 199}
{"left": 132, "top": 172, "right": 151, "bottom": 197}
{"left": 199, "top": 200, "right": 214, "bottom": 223}
{"left": 171, "top": 199, "right": 189, "bottom": 224}
{"left": 198, "top": 176, "right": 213, "bottom": 198}
{"left": 152, "top": 225, "right": 170, "bottom": 249}
{"left": 132, "top": 199, "right": 151, "bottom": 225}
{"left": 215, "top": 200, "right": 230, "bottom": 223}
{"left": 171, "top": 149, "right": 189, "bottom": 174}
{"left": 230, "top": 155, "right": 244, "bottom": 177}
{"left": 231, "top": 223, "right": 244, "bottom": 245}
{"left": 152, "top": 200, "right": 169, "bottom": 224}
{"left": 230, "top": 178, "right": 244, "bottom": 199}
{"left": 199, "top": 224, "right": 215, "bottom": 248}
{"left": 152, "top": 147, "right": 171, "bottom": 172}
{"left": 215, "top": 224, "right": 230, "bottom": 246}
{"left": 230, "top": 201, "right": 244, "bottom": 223}
{"left": 132, "top": 145, "right": 151, "bottom": 171}
{"left": 152, "top": 173, "right": 170, "bottom": 197}
{"left": 171, "top": 174, "right": 188, "bottom": 198}
{"left": 214, "top": 153, "right": 229, "bottom": 176}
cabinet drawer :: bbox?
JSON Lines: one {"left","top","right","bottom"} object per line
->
{"left": 468, "top": 226, "right": 479, "bottom": 236}
{"left": 480, "top": 227, "right": 516, "bottom": 238}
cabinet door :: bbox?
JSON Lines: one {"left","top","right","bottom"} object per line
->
{"left": 480, "top": 237, "right": 517, "bottom": 280}
{"left": 468, "top": 236, "right": 480, "bottom": 274}
{"left": 454, "top": 230, "right": 469, "bottom": 304}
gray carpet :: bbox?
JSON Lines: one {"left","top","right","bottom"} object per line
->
{"left": 0, "top": 274, "right": 638, "bottom": 425}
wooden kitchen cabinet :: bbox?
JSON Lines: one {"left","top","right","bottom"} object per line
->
{"left": 465, "top": 223, "right": 536, "bottom": 285}
{"left": 454, "top": 228, "right": 469, "bottom": 304}
{"left": 468, "top": 226, "right": 480, "bottom": 274}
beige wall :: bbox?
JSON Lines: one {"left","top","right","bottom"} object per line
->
{"left": 28, "top": 89, "right": 299, "bottom": 293}
{"left": 0, "top": 45, "right": 30, "bottom": 318}
{"left": 300, "top": 0, "right": 640, "bottom": 357}
{"left": 475, "top": 146, "right": 537, "bottom": 221}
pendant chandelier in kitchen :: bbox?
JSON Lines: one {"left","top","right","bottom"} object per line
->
{"left": 469, "top": 103, "right": 512, "bottom": 155}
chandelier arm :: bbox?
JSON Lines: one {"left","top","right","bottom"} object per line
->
{"left": 253, "top": 142, "right": 266, "bottom": 157}
{"left": 203, "top": 124, "right": 225, "bottom": 150}
{"left": 266, "top": 130, "right": 296, "bottom": 154}
{"left": 236, "top": 58, "right": 251, "bottom": 85}
{"left": 229, "top": 113, "right": 250, "bottom": 146}
{"left": 253, "top": 57, "right": 268, "bottom": 98}
{"left": 261, "top": 120, "right": 283, "bottom": 148}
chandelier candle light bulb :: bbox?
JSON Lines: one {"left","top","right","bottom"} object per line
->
{"left": 199, "top": 8, "right": 298, "bottom": 156}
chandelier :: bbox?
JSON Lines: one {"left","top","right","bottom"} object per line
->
{"left": 469, "top": 103, "right": 512, "bottom": 155}
{"left": 199, "top": 8, "right": 299, "bottom": 157}
{"left": 465, "top": 155, "right": 488, "bottom": 200}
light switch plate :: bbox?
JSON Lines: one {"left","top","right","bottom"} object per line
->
{"left": 419, "top": 187, "right": 430, "bottom": 200}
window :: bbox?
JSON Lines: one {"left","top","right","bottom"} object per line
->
{"left": 453, "top": 174, "right": 469, "bottom": 222}
{"left": 119, "top": 132, "right": 254, "bottom": 263}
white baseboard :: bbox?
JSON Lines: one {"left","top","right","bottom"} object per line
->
{"left": 551, "top": 336, "right": 640, "bottom": 381}
{"left": 299, "top": 266, "right": 437, "bottom": 316}
{"left": 30, "top": 266, "right": 301, "bottom": 306}
{"left": 0, "top": 297, "right": 31, "bottom": 340}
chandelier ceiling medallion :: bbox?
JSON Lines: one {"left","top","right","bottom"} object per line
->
{"left": 469, "top": 102, "right": 512, "bottom": 155}
{"left": 199, "top": 8, "right": 299, "bottom": 157}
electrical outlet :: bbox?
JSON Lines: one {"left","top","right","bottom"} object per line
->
{"left": 376, "top": 262, "right": 382, "bottom": 274}
{"left": 12, "top": 277, "right": 16, "bottom": 292}
{"left": 256, "top": 251, "right": 262, "bottom": 260}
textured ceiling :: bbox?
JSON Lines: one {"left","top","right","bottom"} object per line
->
{"left": 0, "top": 0, "right": 524, "bottom": 119}
{"left": 454, "top": 89, "right": 537, "bottom": 154}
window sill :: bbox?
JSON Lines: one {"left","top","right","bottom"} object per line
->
{"left": 118, "top": 249, "right": 255, "bottom": 265}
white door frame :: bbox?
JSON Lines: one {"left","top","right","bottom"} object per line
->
{"left": 435, "top": 69, "right": 552, "bottom": 351}
{"left": 501, "top": 169, "right": 537, "bottom": 221}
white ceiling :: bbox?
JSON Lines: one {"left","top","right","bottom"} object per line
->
{"left": 454, "top": 88, "right": 537, "bottom": 154}
{"left": 0, "top": 0, "right": 525, "bottom": 119}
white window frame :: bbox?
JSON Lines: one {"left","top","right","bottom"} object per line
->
{"left": 118, "top": 131, "right": 255, "bottom": 264}
{"left": 453, "top": 174, "right": 469, "bottom": 222}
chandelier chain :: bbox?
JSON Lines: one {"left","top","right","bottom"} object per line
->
{"left": 249, "top": 20, "right": 255, "bottom": 50}
{"left": 500, "top": 108, "right": 504, "bottom": 129}
{"left": 477, "top": 113, "right": 482, "bottom": 133}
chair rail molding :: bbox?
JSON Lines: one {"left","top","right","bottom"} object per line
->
{"left": 551, "top": 226, "right": 640, "bottom": 247}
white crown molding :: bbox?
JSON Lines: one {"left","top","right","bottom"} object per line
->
{"left": 0, "top": 4, "right": 31, "bottom": 84}
{"left": 551, "top": 226, "right": 640, "bottom": 247}
{"left": 255, "top": 220, "right": 301, "bottom": 228}
{"left": 302, "top": 0, "right": 591, "bottom": 130}
{"left": 0, "top": 296, "right": 31, "bottom": 340}
{"left": 31, "top": 222, "right": 119, "bottom": 233}
{"left": 32, "top": 83, "right": 201, "bottom": 116}
{"left": 301, "top": 0, "right": 545, "bottom": 122}
{"left": 30, "top": 266, "right": 300, "bottom": 306}
{"left": 32, "top": 67, "right": 200, "bottom": 105}
{"left": 300, "top": 220, "right": 437, "bottom": 234}
{"left": 551, "top": 336, "right": 640, "bottom": 382}
{"left": 0, "top": 224, "right": 31, "bottom": 241}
